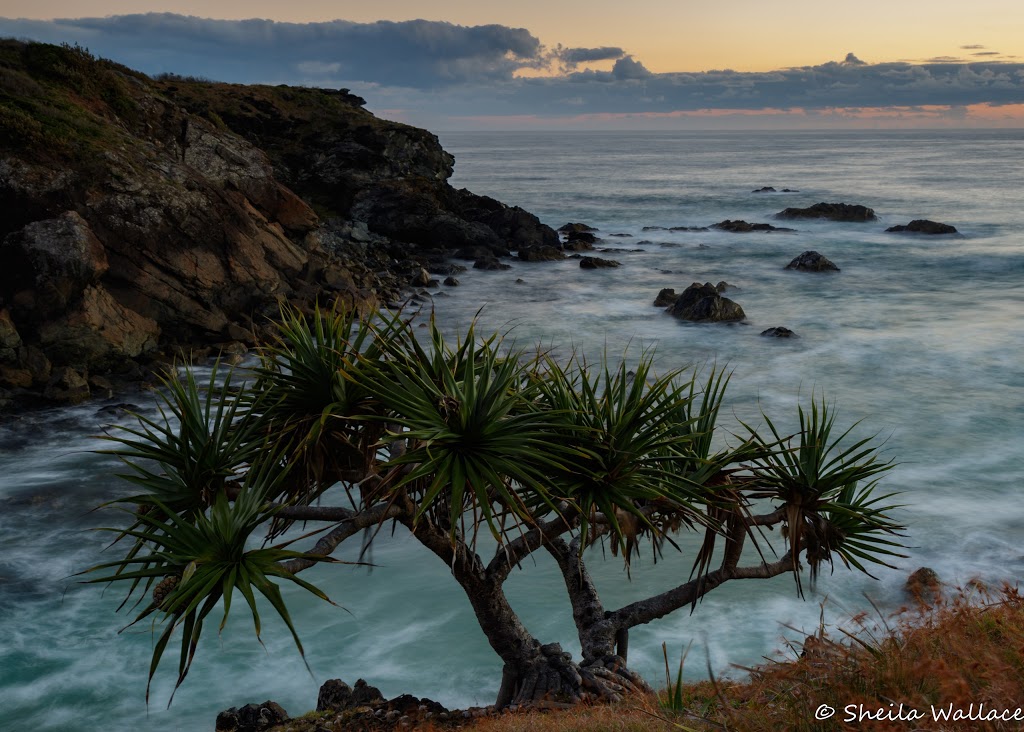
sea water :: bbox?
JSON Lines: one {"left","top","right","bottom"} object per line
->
{"left": 1, "top": 130, "right": 1022, "bottom": 730}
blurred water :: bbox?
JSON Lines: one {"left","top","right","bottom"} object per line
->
{"left": 2, "top": 129, "right": 1023, "bottom": 730}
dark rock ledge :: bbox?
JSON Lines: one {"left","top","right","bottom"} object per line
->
{"left": 0, "top": 40, "right": 558, "bottom": 412}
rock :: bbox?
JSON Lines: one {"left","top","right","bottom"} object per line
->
{"left": 579, "top": 257, "right": 620, "bottom": 269}
{"left": 43, "top": 366, "right": 90, "bottom": 404}
{"left": 785, "top": 251, "right": 840, "bottom": 272}
{"left": 667, "top": 283, "right": 745, "bottom": 323}
{"left": 0, "top": 309, "right": 21, "bottom": 363}
{"left": 0, "top": 366, "right": 33, "bottom": 389}
{"left": 317, "top": 678, "right": 385, "bottom": 712}
{"left": 557, "top": 222, "right": 597, "bottom": 233}
{"left": 88, "top": 374, "right": 115, "bottom": 399}
{"left": 653, "top": 288, "right": 677, "bottom": 307}
{"left": 712, "top": 220, "right": 794, "bottom": 233}
{"left": 18, "top": 345, "right": 51, "bottom": 385}
{"left": 905, "top": 567, "right": 942, "bottom": 604}
{"left": 562, "top": 238, "right": 595, "bottom": 252}
{"left": 565, "top": 231, "right": 597, "bottom": 245}
{"left": 518, "top": 246, "right": 566, "bottom": 262}
{"left": 761, "top": 327, "right": 797, "bottom": 338}
{"left": 776, "top": 202, "right": 876, "bottom": 221}
{"left": 885, "top": 219, "right": 958, "bottom": 234}
{"left": 715, "top": 281, "right": 736, "bottom": 292}
{"left": 411, "top": 268, "right": 432, "bottom": 286}
{"left": 753, "top": 186, "right": 776, "bottom": 192}
{"left": 669, "top": 226, "right": 709, "bottom": 232}
{"left": 215, "top": 701, "right": 289, "bottom": 732}
{"left": 443, "top": 276, "right": 460, "bottom": 286}
{"left": 473, "top": 257, "right": 512, "bottom": 271}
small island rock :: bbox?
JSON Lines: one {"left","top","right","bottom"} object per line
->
{"left": 785, "top": 251, "right": 840, "bottom": 272}
{"left": 776, "top": 202, "right": 877, "bottom": 222}
{"left": 580, "top": 256, "right": 620, "bottom": 269}
{"left": 761, "top": 327, "right": 797, "bottom": 338}
{"left": 653, "top": 288, "right": 677, "bottom": 306}
{"left": 667, "top": 282, "right": 745, "bottom": 323}
{"left": 885, "top": 219, "right": 958, "bottom": 235}
{"left": 558, "top": 222, "right": 598, "bottom": 233}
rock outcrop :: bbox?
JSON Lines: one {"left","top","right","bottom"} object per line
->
{"left": 785, "top": 251, "right": 840, "bottom": 272}
{"left": 712, "top": 220, "right": 794, "bottom": 233}
{"left": 666, "top": 283, "right": 745, "bottom": 323}
{"left": 579, "top": 256, "right": 620, "bottom": 269}
{"left": 776, "top": 202, "right": 877, "bottom": 222}
{"left": 0, "top": 40, "right": 557, "bottom": 409}
{"left": 761, "top": 327, "right": 797, "bottom": 338}
{"left": 885, "top": 219, "right": 958, "bottom": 234}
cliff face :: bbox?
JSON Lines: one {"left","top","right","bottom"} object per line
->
{"left": 0, "top": 41, "right": 556, "bottom": 409}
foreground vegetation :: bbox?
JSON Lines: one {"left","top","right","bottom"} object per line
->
{"left": 468, "top": 585, "right": 1024, "bottom": 732}
{"left": 86, "top": 304, "right": 904, "bottom": 711}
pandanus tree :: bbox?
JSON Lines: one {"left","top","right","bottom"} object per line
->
{"left": 86, "top": 305, "right": 905, "bottom": 708}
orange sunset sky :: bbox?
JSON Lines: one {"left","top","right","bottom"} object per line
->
{"left": 2, "top": 1, "right": 1023, "bottom": 128}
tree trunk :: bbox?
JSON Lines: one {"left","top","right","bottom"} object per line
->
{"left": 503, "top": 644, "right": 652, "bottom": 707}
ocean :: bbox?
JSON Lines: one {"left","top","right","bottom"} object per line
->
{"left": 1, "top": 129, "right": 1022, "bottom": 730}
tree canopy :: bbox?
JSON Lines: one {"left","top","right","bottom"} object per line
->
{"left": 85, "top": 305, "right": 905, "bottom": 708}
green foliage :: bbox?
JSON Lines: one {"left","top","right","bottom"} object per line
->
{"left": 86, "top": 430, "right": 340, "bottom": 705}
{"left": 88, "top": 303, "right": 905, "bottom": 704}
{"left": 742, "top": 397, "right": 904, "bottom": 594}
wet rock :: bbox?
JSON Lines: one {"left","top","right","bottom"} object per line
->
{"left": 885, "top": 219, "right": 958, "bottom": 234}
{"left": 88, "top": 375, "right": 115, "bottom": 399}
{"left": 411, "top": 268, "right": 432, "bottom": 287}
{"left": 562, "top": 238, "right": 595, "bottom": 252}
{"left": 785, "top": 250, "right": 840, "bottom": 272}
{"left": 558, "top": 222, "right": 597, "bottom": 233}
{"left": 608, "top": 233, "right": 632, "bottom": 238}
{"left": 215, "top": 701, "right": 289, "bottom": 732}
{"left": 18, "top": 346, "right": 51, "bottom": 385}
{"left": 669, "top": 226, "right": 709, "bottom": 232}
{"left": 43, "top": 366, "right": 90, "bottom": 404}
{"left": 473, "top": 257, "right": 512, "bottom": 271}
{"left": 667, "top": 283, "right": 745, "bottom": 323}
{"left": 776, "top": 202, "right": 876, "bottom": 221}
{"left": 761, "top": 327, "right": 797, "bottom": 338}
{"left": 753, "top": 186, "right": 799, "bottom": 193}
{"left": 712, "top": 220, "right": 794, "bottom": 233}
{"left": 905, "top": 567, "right": 942, "bottom": 604}
{"left": 443, "top": 276, "right": 460, "bottom": 286}
{"left": 0, "top": 367, "right": 33, "bottom": 389}
{"left": 565, "top": 231, "right": 597, "bottom": 245}
{"left": 317, "top": 678, "right": 385, "bottom": 712}
{"left": 715, "top": 281, "right": 737, "bottom": 292}
{"left": 653, "top": 288, "right": 677, "bottom": 307}
{"left": 579, "top": 256, "right": 620, "bottom": 269}
{"left": 518, "top": 246, "right": 566, "bottom": 262}
{"left": 0, "top": 309, "right": 21, "bottom": 363}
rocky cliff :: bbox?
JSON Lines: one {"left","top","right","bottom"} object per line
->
{"left": 0, "top": 40, "right": 556, "bottom": 409}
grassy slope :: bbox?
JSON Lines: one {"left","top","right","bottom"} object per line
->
{"left": 468, "top": 586, "right": 1024, "bottom": 732}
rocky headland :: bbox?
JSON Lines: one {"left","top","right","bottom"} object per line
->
{"left": 0, "top": 41, "right": 556, "bottom": 411}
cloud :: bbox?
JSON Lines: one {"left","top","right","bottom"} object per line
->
{"left": 0, "top": 13, "right": 544, "bottom": 87}
{"left": 961, "top": 44, "right": 986, "bottom": 50}
{"left": 972, "top": 51, "right": 1001, "bottom": 57}
{"left": 1, "top": 14, "right": 1023, "bottom": 127}
{"left": 557, "top": 46, "right": 625, "bottom": 67}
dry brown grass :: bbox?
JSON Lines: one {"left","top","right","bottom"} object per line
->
{"left": 469, "top": 584, "right": 1024, "bottom": 732}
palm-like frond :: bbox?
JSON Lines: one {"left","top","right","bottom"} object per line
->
{"left": 535, "top": 354, "right": 718, "bottom": 564}
{"left": 82, "top": 458, "right": 341, "bottom": 706}
{"left": 357, "top": 316, "right": 570, "bottom": 545}
{"left": 741, "top": 397, "right": 902, "bottom": 594}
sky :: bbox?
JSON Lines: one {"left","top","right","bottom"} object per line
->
{"left": 2, "top": 1, "right": 1023, "bottom": 129}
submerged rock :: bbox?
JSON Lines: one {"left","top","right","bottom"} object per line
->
{"left": 558, "top": 222, "right": 598, "bottom": 233}
{"left": 785, "top": 251, "right": 840, "bottom": 272}
{"left": 776, "top": 202, "right": 877, "bottom": 222}
{"left": 667, "top": 283, "right": 745, "bottom": 323}
{"left": 518, "top": 246, "right": 566, "bottom": 262}
{"left": 564, "top": 230, "right": 597, "bottom": 245}
{"left": 653, "top": 288, "right": 677, "bottom": 306}
{"left": 761, "top": 327, "right": 797, "bottom": 338}
{"left": 579, "top": 256, "right": 620, "bottom": 269}
{"left": 886, "top": 219, "right": 958, "bottom": 234}
{"left": 473, "top": 257, "right": 512, "bottom": 271}
{"left": 712, "top": 220, "right": 794, "bottom": 233}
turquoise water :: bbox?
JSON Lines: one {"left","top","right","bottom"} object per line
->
{"left": 2, "top": 130, "right": 1023, "bottom": 730}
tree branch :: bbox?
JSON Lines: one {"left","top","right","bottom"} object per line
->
{"left": 608, "top": 552, "right": 794, "bottom": 631}
{"left": 486, "top": 505, "right": 576, "bottom": 584}
{"left": 280, "top": 502, "right": 402, "bottom": 574}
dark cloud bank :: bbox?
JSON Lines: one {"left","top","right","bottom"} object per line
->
{"left": 2, "top": 13, "right": 1023, "bottom": 123}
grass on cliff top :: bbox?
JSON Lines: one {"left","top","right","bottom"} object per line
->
{"left": 465, "top": 584, "right": 1024, "bottom": 732}
{"left": 0, "top": 40, "right": 146, "bottom": 164}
